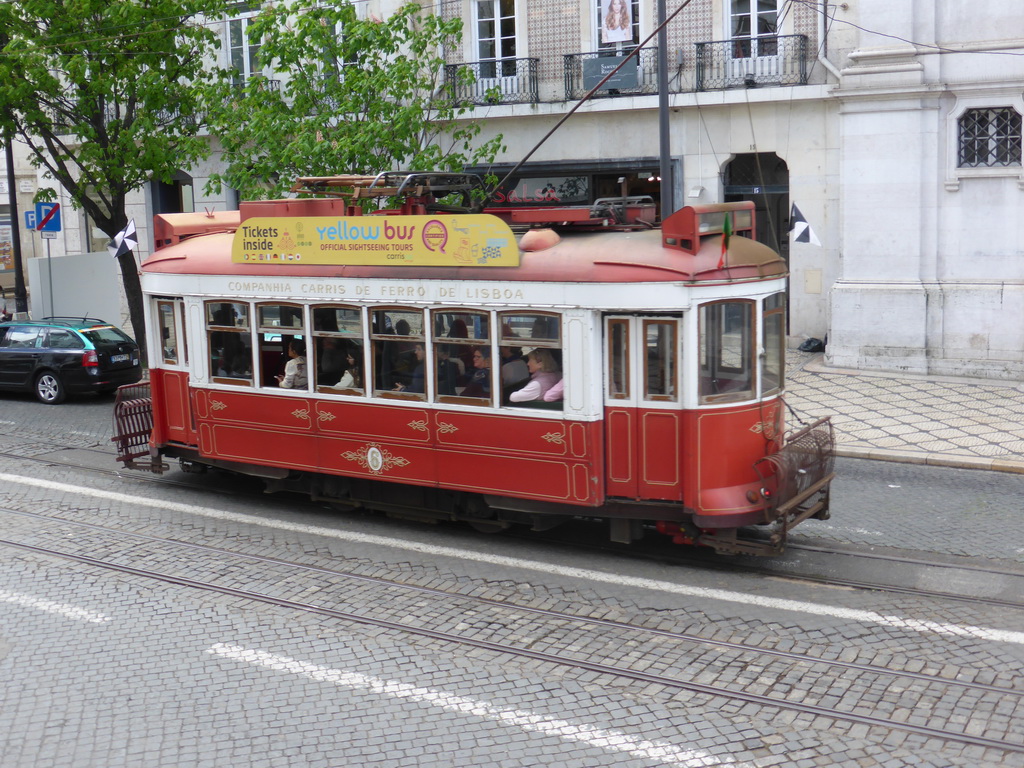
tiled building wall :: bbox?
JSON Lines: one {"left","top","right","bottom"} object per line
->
{"left": 528, "top": 0, "right": 579, "bottom": 97}
{"left": 432, "top": 0, "right": 822, "bottom": 100}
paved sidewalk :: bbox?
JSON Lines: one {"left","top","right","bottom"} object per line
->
{"left": 785, "top": 352, "right": 1024, "bottom": 473}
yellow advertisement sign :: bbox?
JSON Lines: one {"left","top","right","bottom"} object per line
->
{"left": 231, "top": 214, "right": 519, "bottom": 267}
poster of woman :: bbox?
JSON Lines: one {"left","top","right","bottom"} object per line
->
{"left": 602, "top": 0, "right": 633, "bottom": 44}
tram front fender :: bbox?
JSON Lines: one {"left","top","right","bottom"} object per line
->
{"left": 692, "top": 478, "right": 769, "bottom": 528}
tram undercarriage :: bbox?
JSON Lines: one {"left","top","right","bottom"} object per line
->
{"left": 155, "top": 415, "right": 834, "bottom": 558}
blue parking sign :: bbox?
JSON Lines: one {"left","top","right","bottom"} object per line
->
{"left": 34, "top": 202, "right": 61, "bottom": 232}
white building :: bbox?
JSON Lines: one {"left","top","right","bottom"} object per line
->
{"left": 8, "top": 0, "right": 1023, "bottom": 379}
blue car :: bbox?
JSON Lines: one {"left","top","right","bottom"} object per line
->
{"left": 0, "top": 317, "right": 142, "bottom": 404}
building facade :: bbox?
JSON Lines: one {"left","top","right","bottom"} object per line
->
{"left": 11, "top": 0, "right": 1024, "bottom": 379}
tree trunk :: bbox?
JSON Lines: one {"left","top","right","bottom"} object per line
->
{"left": 116, "top": 250, "right": 147, "bottom": 365}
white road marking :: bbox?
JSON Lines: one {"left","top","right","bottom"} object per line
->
{"left": 0, "top": 587, "right": 112, "bottom": 624}
{"left": 4, "top": 472, "right": 1024, "bottom": 646}
{"left": 815, "top": 524, "right": 886, "bottom": 537}
{"left": 207, "top": 643, "right": 747, "bottom": 768}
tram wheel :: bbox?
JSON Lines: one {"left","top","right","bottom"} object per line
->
{"left": 458, "top": 494, "right": 509, "bottom": 533}
{"left": 467, "top": 519, "right": 511, "bottom": 534}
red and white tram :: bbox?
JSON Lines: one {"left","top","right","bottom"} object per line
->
{"left": 114, "top": 173, "right": 834, "bottom": 555}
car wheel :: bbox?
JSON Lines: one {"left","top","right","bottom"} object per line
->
{"left": 34, "top": 371, "right": 66, "bottom": 404}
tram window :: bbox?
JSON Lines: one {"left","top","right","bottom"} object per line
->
{"left": 500, "top": 312, "right": 563, "bottom": 408}
{"left": 607, "top": 319, "right": 630, "bottom": 399}
{"left": 256, "top": 303, "right": 307, "bottom": 389}
{"left": 643, "top": 320, "right": 677, "bottom": 400}
{"left": 206, "top": 301, "right": 253, "bottom": 385}
{"left": 313, "top": 306, "right": 361, "bottom": 334}
{"left": 762, "top": 293, "right": 785, "bottom": 396}
{"left": 257, "top": 304, "right": 304, "bottom": 331}
{"left": 371, "top": 308, "right": 425, "bottom": 398}
{"left": 157, "top": 300, "right": 178, "bottom": 364}
{"left": 699, "top": 300, "right": 755, "bottom": 403}
{"left": 432, "top": 310, "right": 491, "bottom": 403}
{"left": 312, "top": 305, "right": 364, "bottom": 394}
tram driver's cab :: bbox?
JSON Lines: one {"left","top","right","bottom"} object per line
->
{"left": 602, "top": 290, "right": 787, "bottom": 516}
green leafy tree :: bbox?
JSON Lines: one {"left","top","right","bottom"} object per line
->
{"left": 0, "top": 0, "right": 227, "bottom": 356}
{"left": 206, "top": 0, "right": 504, "bottom": 201}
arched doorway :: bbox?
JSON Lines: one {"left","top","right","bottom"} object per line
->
{"left": 723, "top": 153, "right": 789, "bottom": 263}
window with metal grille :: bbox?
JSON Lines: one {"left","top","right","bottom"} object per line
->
{"left": 958, "top": 107, "right": 1022, "bottom": 168}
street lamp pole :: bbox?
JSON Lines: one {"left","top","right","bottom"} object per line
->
{"left": 657, "top": 0, "right": 674, "bottom": 220}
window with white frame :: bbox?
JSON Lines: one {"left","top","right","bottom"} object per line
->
{"left": 228, "top": 4, "right": 261, "bottom": 84}
{"left": 476, "top": 0, "right": 517, "bottom": 78}
{"left": 730, "top": 0, "right": 779, "bottom": 58}
{"left": 958, "top": 107, "right": 1023, "bottom": 168}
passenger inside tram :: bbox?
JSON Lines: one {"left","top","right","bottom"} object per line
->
{"left": 543, "top": 378, "right": 564, "bottom": 402}
{"left": 500, "top": 346, "right": 529, "bottom": 388}
{"left": 461, "top": 346, "right": 492, "bottom": 398}
{"left": 335, "top": 346, "right": 363, "bottom": 391}
{"left": 529, "top": 316, "right": 563, "bottom": 369}
{"left": 447, "top": 318, "right": 474, "bottom": 376}
{"left": 393, "top": 344, "right": 426, "bottom": 395}
{"left": 389, "top": 319, "right": 418, "bottom": 387}
{"left": 509, "top": 348, "right": 562, "bottom": 403}
{"left": 435, "top": 345, "right": 460, "bottom": 396}
{"left": 276, "top": 339, "right": 308, "bottom": 389}
{"left": 318, "top": 337, "right": 345, "bottom": 385}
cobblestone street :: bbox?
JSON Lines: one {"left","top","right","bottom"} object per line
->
{"left": 0, "top": 395, "right": 1022, "bottom": 767}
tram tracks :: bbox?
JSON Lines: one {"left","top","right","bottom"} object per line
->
{"left": 0, "top": 505, "right": 1022, "bottom": 759}
{"left": 4, "top": 440, "right": 1024, "bottom": 611}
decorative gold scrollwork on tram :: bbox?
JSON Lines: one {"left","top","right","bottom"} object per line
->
{"left": 340, "top": 443, "right": 410, "bottom": 475}
{"left": 210, "top": 400, "right": 227, "bottom": 411}
{"left": 437, "top": 421, "right": 459, "bottom": 434}
{"left": 407, "top": 419, "right": 429, "bottom": 432}
{"left": 291, "top": 408, "right": 311, "bottom": 421}
{"left": 750, "top": 406, "right": 783, "bottom": 440}
{"left": 318, "top": 411, "right": 337, "bottom": 423}
{"left": 542, "top": 431, "right": 566, "bottom": 445}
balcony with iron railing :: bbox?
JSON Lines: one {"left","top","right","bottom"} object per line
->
{"left": 563, "top": 47, "right": 661, "bottom": 100}
{"left": 695, "top": 34, "right": 809, "bottom": 91}
{"left": 444, "top": 57, "right": 539, "bottom": 105}
{"left": 231, "top": 76, "right": 282, "bottom": 95}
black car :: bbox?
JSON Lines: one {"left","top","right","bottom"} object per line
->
{"left": 0, "top": 317, "right": 142, "bottom": 404}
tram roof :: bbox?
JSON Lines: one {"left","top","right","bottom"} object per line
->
{"left": 144, "top": 213, "right": 787, "bottom": 285}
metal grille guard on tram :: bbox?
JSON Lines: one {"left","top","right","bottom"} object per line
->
{"left": 700, "top": 417, "right": 835, "bottom": 556}
{"left": 112, "top": 381, "right": 167, "bottom": 472}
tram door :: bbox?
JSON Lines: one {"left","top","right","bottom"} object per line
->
{"left": 603, "top": 315, "right": 684, "bottom": 501}
{"left": 153, "top": 298, "right": 195, "bottom": 445}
